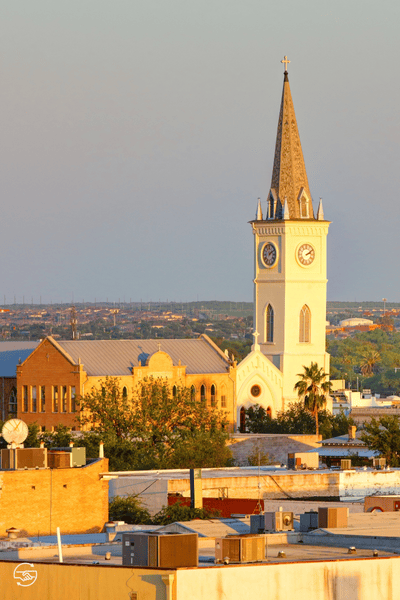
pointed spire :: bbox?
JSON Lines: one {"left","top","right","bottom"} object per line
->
{"left": 256, "top": 198, "right": 263, "bottom": 220}
{"left": 283, "top": 198, "right": 290, "bottom": 220}
{"left": 317, "top": 198, "right": 324, "bottom": 220}
{"left": 269, "top": 58, "right": 314, "bottom": 220}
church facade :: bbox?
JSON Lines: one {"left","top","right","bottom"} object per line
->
{"left": 236, "top": 59, "right": 330, "bottom": 427}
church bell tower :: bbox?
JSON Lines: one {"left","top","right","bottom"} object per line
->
{"left": 251, "top": 57, "right": 330, "bottom": 405}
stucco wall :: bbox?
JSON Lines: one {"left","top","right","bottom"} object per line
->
{"left": 2, "top": 553, "right": 400, "bottom": 600}
{"left": 109, "top": 476, "right": 168, "bottom": 515}
{"left": 175, "top": 556, "right": 400, "bottom": 600}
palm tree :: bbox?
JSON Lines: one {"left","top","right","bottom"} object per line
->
{"left": 294, "top": 362, "right": 332, "bottom": 436}
{"left": 360, "top": 350, "right": 380, "bottom": 376}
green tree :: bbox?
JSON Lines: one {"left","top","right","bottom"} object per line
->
{"left": 78, "top": 377, "right": 135, "bottom": 438}
{"left": 361, "top": 416, "right": 400, "bottom": 466}
{"left": 109, "top": 494, "right": 151, "bottom": 524}
{"left": 78, "top": 377, "right": 231, "bottom": 470}
{"left": 42, "top": 424, "right": 72, "bottom": 448}
{"left": 151, "top": 500, "right": 219, "bottom": 525}
{"left": 360, "top": 349, "right": 381, "bottom": 376}
{"left": 294, "top": 363, "right": 332, "bottom": 436}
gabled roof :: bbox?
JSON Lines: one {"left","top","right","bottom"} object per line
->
{"left": 320, "top": 431, "right": 365, "bottom": 447}
{"left": 0, "top": 342, "right": 39, "bottom": 377}
{"left": 269, "top": 69, "right": 314, "bottom": 220}
{"left": 53, "top": 335, "right": 232, "bottom": 376}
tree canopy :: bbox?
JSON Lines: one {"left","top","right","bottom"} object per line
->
{"left": 245, "top": 402, "right": 355, "bottom": 440}
{"left": 77, "top": 376, "right": 232, "bottom": 470}
{"left": 361, "top": 416, "right": 400, "bottom": 466}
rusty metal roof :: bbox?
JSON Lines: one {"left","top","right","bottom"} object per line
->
{"left": 56, "top": 336, "right": 231, "bottom": 376}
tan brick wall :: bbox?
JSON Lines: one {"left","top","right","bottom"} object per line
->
{"left": 0, "top": 458, "right": 109, "bottom": 536}
{"left": 17, "top": 338, "right": 85, "bottom": 430}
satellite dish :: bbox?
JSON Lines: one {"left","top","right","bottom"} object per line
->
{"left": 2, "top": 419, "right": 29, "bottom": 445}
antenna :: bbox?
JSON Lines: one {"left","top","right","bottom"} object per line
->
{"left": 70, "top": 306, "right": 78, "bottom": 340}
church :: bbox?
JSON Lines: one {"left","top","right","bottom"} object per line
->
{"left": 236, "top": 57, "right": 330, "bottom": 430}
{"left": 14, "top": 59, "right": 330, "bottom": 434}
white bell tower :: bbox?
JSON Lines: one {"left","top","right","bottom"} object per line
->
{"left": 251, "top": 58, "right": 330, "bottom": 404}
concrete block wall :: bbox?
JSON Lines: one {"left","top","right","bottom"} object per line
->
{"left": 228, "top": 434, "right": 321, "bottom": 465}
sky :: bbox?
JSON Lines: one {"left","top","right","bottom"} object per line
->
{"left": 1, "top": 0, "right": 400, "bottom": 304}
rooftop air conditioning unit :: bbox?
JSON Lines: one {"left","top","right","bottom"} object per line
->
{"left": 372, "top": 458, "right": 386, "bottom": 469}
{"left": 300, "top": 511, "right": 319, "bottom": 532}
{"left": 318, "top": 507, "right": 348, "bottom": 529}
{"left": 122, "top": 532, "right": 198, "bottom": 568}
{"left": 264, "top": 511, "right": 294, "bottom": 532}
{"left": 215, "top": 536, "right": 266, "bottom": 564}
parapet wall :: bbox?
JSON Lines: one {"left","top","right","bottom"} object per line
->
{"left": 168, "top": 468, "right": 400, "bottom": 500}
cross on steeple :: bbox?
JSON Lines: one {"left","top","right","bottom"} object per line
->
{"left": 281, "top": 55, "right": 290, "bottom": 72}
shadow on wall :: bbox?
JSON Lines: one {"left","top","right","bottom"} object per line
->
{"left": 325, "top": 573, "right": 360, "bottom": 600}
{"left": 229, "top": 435, "right": 320, "bottom": 466}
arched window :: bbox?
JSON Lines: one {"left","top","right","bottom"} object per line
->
{"left": 239, "top": 407, "right": 246, "bottom": 433}
{"left": 172, "top": 385, "right": 177, "bottom": 397}
{"left": 268, "top": 196, "right": 275, "bottom": 219}
{"left": 9, "top": 387, "right": 17, "bottom": 415}
{"left": 266, "top": 304, "right": 274, "bottom": 343}
{"left": 190, "top": 385, "right": 196, "bottom": 401}
{"left": 211, "top": 384, "right": 216, "bottom": 407}
{"left": 266, "top": 406, "right": 272, "bottom": 418}
{"left": 299, "top": 305, "right": 311, "bottom": 343}
{"left": 122, "top": 386, "right": 128, "bottom": 399}
{"left": 200, "top": 385, "right": 206, "bottom": 403}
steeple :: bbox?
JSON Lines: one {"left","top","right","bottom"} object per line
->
{"left": 268, "top": 57, "right": 314, "bottom": 220}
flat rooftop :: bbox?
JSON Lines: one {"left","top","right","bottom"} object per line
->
{"left": 1, "top": 512, "right": 400, "bottom": 567}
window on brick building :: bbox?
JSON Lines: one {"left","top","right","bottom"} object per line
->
{"left": 190, "top": 385, "right": 196, "bottom": 400}
{"left": 122, "top": 386, "right": 127, "bottom": 399}
{"left": 32, "top": 386, "right": 37, "bottom": 413}
{"left": 9, "top": 387, "right": 17, "bottom": 415}
{"left": 53, "top": 386, "right": 59, "bottom": 413}
{"left": 200, "top": 385, "right": 206, "bottom": 403}
{"left": 23, "top": 386, "right": 28, "bottom": 412}
{"left": 211, "top": 384, "right": 216, "bottom": 407}
{"left": 61, "top": 386, "right": 67, "bottom": 412}
{"left": 41, "top": 386, "right": 45, "bottom": 412}
{"left": 172, "top": 385, "right": 177, "bottom": 397}
{"left": 221, "top": 395, "right": 226, "bottom": 408}
{"left": 71, "top": 387, "right": 76, "bottom": 412}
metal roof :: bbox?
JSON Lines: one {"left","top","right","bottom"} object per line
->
{"left": 320, "top": 432, "right": 365, "bottom": 446}
{"left": 0, "top": 342, "right": 39, "bottom": 377}
{"left": 315, "top": 448, "right": 377, "bottom": 458}
{"left": 56, "top": 337, "right": 231, "bottom": 376}
{"left": 158, "top": 517, "right": 251, "bottom": 538}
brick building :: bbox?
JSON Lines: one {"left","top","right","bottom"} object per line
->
{"left": 0, "top": 457, "right": 108, "bottom": 536}
{"left": 16, "top": 335, "right": 236, "bottom": 431}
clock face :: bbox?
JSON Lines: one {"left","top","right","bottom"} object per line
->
{"left": 2, "top": 419, "right": 29, "bottom": 444}
{"left": 297, "top": 243, "right": 315, "bottom": 266}
{"left": 262, "top": 242, "right": 278, "bottom": 268}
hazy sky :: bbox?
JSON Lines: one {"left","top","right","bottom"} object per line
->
{"left": 1, "top": 1, "right": 400, "bottom": 303}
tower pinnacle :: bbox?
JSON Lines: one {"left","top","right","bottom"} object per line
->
{"left": 268, "top": 60, "right": 314, "bottom": 220}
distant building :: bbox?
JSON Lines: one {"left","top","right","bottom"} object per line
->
{"left": 0, "top": 341, "right": 38, "bottom": 420}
